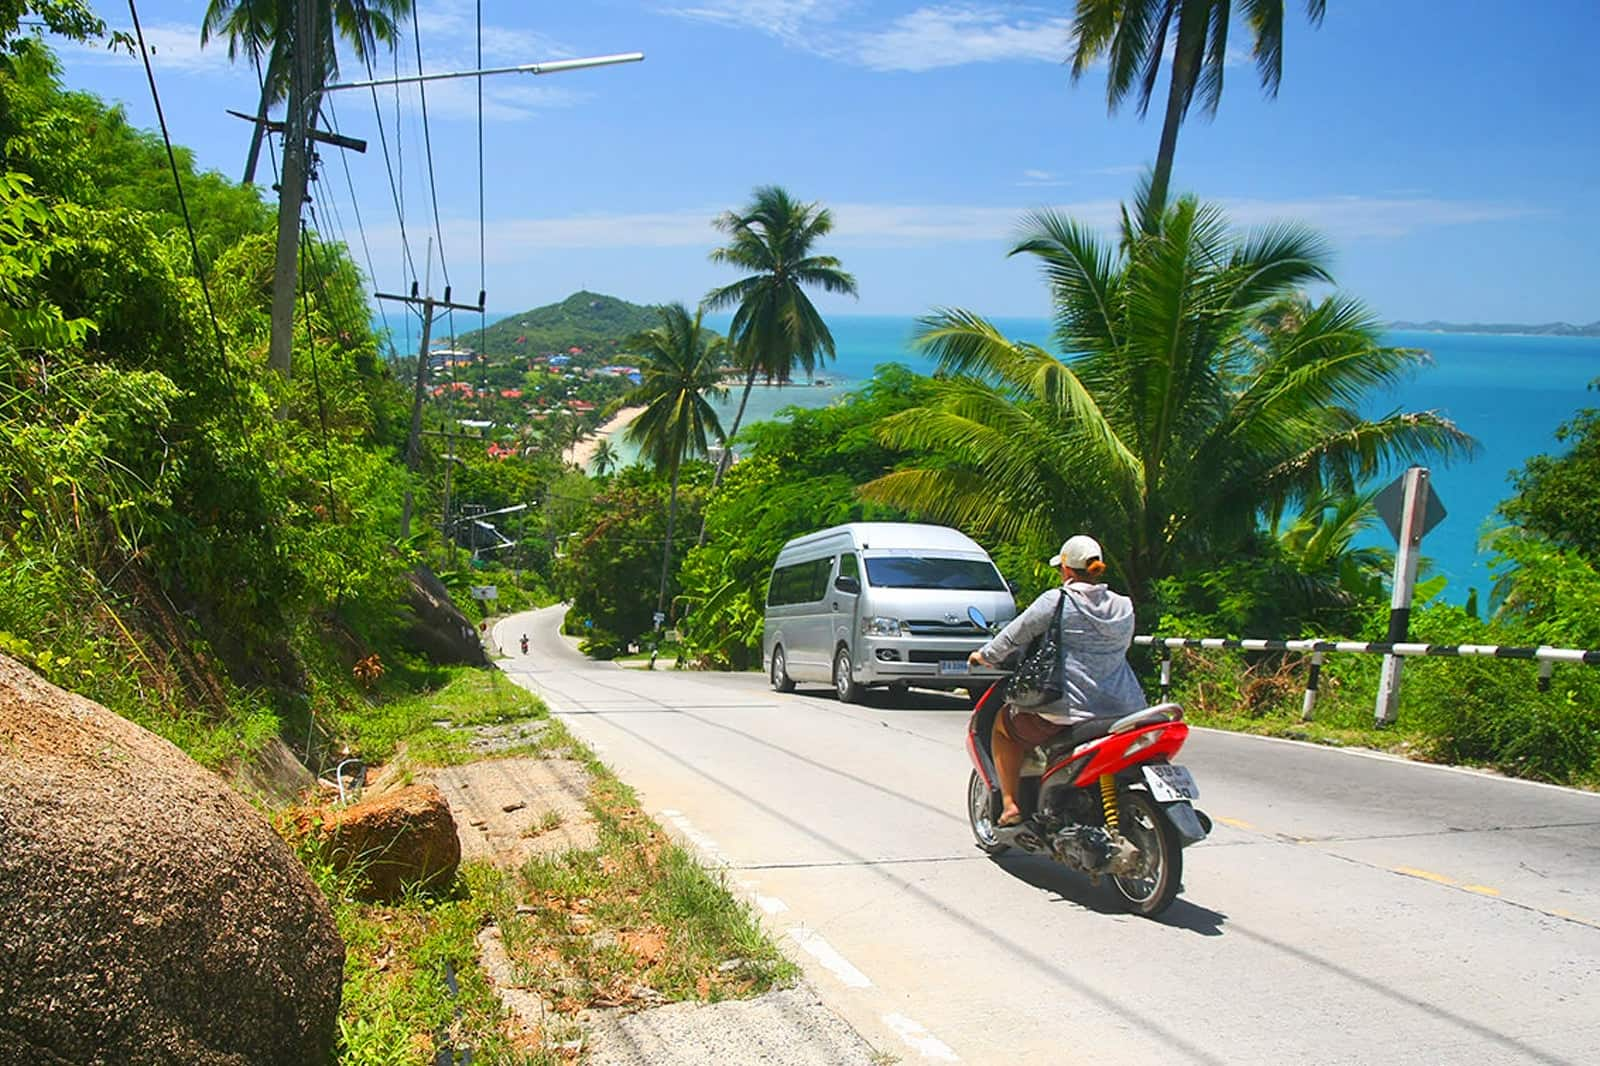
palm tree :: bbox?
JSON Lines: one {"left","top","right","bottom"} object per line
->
{"left": 623, "top": 304, "right": 728, "bottom": 623}
{"left": 701, "top": 186, "right": 858, "bottom": 488}
{"left": 202, "top": 0, "right": 409, "bottom": 185}
{"left": 860, "top": 191, "right": 1474, "bottom": 607}
{"left": 1068, "top": 0, "right": 1327, "bottom": 229}
{"left": 590, "top": 438, "right": 620, "bottom": 478}
{"left": 201, "top": 0, "right": 409, "bottom": 382}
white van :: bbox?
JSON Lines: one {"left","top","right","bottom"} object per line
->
{"left": 763, "top": 522, "right": 1017, "bottom": 703}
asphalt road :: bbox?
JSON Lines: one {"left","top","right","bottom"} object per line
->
{"left": 494, "top": 606, "right": 1600, "bottom": 1065}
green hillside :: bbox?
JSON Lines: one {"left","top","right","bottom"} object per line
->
{"left": 465, "top": 291, "right": 662, "bottom": 359}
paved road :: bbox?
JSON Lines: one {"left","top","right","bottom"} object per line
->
{"left": 494, "top": 607, "right": 1600, "bottom": 1065}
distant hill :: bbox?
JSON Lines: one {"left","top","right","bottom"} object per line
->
{"left": 1388, "top": 319, "right": 1600, "bottom": 338}
{"left": 463, "top": 291, "right": 662, "bottom": 360}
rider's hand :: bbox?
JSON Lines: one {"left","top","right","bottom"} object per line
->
{"left": 968, "top": 650, "right": 988, "bottom": 668}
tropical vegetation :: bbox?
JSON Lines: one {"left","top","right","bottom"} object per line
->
{"left": 860, "top": 189, "right": 1474, "bottom": 615}
{"left": 702, "top": 185, "right": 858, "bottom": 488}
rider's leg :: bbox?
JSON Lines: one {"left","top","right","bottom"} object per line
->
{"left": 992, "top": 711, "right": 1026, "bottom": 825}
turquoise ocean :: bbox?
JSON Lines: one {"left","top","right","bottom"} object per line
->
{"left": 656, "top": 316, "right": 1597, "bottom": 604}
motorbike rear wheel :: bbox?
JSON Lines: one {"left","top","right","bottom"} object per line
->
{"left": 967, "top": 770, "right": 1009, "bottom": 855}
{"left": 1110, "top": 790, "right": 1182, "bottom": 917}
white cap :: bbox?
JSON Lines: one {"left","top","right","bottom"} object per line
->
{"left": 1049, "top": 534, "right": 1103, "bottom": 570}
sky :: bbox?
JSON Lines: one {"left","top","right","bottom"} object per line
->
{"left": 51, "top": 1, "right": 1600, "bottom": 323}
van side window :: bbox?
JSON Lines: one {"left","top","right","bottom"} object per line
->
{"left": 810, "top": 556, "right": 835, "bottom": 601}
{"left": 838, "top": 552, "right": 859, "bottom": 584}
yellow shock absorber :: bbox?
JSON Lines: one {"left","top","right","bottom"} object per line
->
{"left": 1099, "top": 774, "right": 1120, "bottom": 835}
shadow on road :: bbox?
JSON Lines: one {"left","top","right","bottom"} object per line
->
{"left": 994, "top": 852, "right": 1229, "bottom": 936}
{"left": 793, "top": 686, "right": 977, "bottom": 714}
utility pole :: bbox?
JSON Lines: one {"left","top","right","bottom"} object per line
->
{"left": 267, "top": 0, "right": 319, "bottom": 384}
{"left": 378, "top": 282, "right": 485, "bottom": 540}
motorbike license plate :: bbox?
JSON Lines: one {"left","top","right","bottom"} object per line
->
{"left": 1143, "top": 764, "right": 1199, "bottom": 803}
{"left": 939, "top": 659, "right": 970, "bottom": 676}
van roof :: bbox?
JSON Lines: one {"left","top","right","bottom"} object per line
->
{"left": 778, "top": 522, "right": 986, "bottom": 556}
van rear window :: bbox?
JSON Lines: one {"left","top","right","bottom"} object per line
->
{"left": 864, "top": 557, "right": 1006, "bottom": 591}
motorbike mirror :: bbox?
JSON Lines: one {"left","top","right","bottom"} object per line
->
{"left": 967, "top": 606, "right": 989, "bottom": 630}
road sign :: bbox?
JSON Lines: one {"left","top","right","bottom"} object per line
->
{"left": 652, "top": 611, "right": 666, "bottom": 629}
{"left": 1374, "top": 470, "right": 1446, "bottom": 544}
{"left": 470, "top": 585, "right": 498, "bottom": 600}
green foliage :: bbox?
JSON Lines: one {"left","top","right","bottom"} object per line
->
{"left": 555, "top": 466, "right": 710, "bottom": 648}
{"left": 673, "top": 367, "right": 929, "bottom": 667}
{"left": 1498, "top": 386, "right": 1600, "bottom": 562}
{"left": 463, "top": 289, "right": 662, "bottom": 360}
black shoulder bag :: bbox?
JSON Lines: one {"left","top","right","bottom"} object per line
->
{"left": 1007, "top": 591, "right": 1066, "bottom": 709}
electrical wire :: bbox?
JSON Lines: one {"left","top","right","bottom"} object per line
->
{"left": 408, "top": 2, "right": 451, "bottom": 293}
{"left": 297, "top": 223, "right": 340, "bottom": 520}
{"left": 126, "top": 0, "right": 249, "bottom": 443}
{"left": 476, "top": 0, "right": 487, "bottom": 416}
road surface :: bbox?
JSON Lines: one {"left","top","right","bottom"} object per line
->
{"left": 494, "top": 607, "right": 1600, "bottom": 1065}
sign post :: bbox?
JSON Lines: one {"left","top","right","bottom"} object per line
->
{"left": 470, "top": 586, "right": 498, "bottom": 602}
{"left": 1373, "top": 467, "right": 1445, "bottom": 726}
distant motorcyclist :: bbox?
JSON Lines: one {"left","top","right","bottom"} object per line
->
{"left": 967, "top": 535, "right": 1145, "bottom": 827}
{"left": 519, "top": 634, "right": 529, "bottom": 655}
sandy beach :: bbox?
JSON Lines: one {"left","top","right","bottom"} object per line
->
{"left": 570, "top": 405, "right": 645, "bottom": 470}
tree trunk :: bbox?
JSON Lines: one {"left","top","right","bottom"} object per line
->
{"left": 242, "top": 46, "right": 281, "bottom": 187}
{"left": 1144, "top": 4, "right": 1208, "bottom": 232}
{"left": 656, "top": 459, "right": 682, "bottom": 622}
{"left": 696, "top": 363, "right": 759, "bottom": 547}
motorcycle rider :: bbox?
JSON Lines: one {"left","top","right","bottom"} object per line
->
{"left": 967, "top": 535, "right": 1145, "bottom": 827}
{"left": 519, "top": 634, "right": 529, "bottom": 655}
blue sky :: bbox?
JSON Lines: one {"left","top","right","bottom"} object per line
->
{"left": 54, "top": 1, "right": 1600, "bottom": 322}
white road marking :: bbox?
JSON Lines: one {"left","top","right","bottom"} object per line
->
{"left": 658, "top": 808, "right": 731, "bottom": 869}
{"left": 788, "top": 926, "right": 873, "bottom": 989}
{"left": 882, "top": 1013, "right": 960, "bottom": 1061}
{"left": 755, "top": 894, "right": 790, "bottom": 915}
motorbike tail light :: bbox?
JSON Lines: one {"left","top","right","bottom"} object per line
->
{"left": 1123, "top": 731, "right": 1159, "bottom": 758}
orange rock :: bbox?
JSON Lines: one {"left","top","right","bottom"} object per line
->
{"left": 327, "top": 783, "right": 461, "bottom": 901}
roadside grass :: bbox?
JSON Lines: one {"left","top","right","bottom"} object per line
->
{"left": 1165, "top": 648, "right": 1600, "bottom": 788}
{"left": 295, "top": 680, "right": 797, "bottom": 1064}
{"left": 334, "top": 666, "right": 551, "bottom": 767}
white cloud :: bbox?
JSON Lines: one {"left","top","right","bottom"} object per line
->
{"left": 1084, "top": 163, "right": 1146, "bottom": 176}
{"left": 68, "top": 22, "right": 239, "bottom": 75}
{"left": 1018, "top": 168, "right": 1069, "bottom": 188}
{"left": 1219, "top": 196, "right": 1539, "bottom": 240}
{"left": 846, "top": 6, "right": 1071, "bottom": 72}
{"left": 662, "top": 2, "right": 1070, "bottom": 71}
{"left": 364, "top": 194, "right": 1536, "bottom": 265}
{"left": 662, "top": 1, "right": 844, "bottom": 42}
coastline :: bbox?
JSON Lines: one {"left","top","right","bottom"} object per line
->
{"left": 571, "top": 406, "right": 645, "bottom": 470}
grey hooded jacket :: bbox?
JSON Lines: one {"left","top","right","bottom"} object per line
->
{"left": 977, "top": 581, "right": 1146, "bottom": 725}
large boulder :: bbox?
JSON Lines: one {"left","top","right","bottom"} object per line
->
{"left": 403, "top": 565, "right": 488, "bottom": 666}
{"left": 326, "top": 783, "right": 461, "bottom": 902}
{"left": 0, "top": 655, "right": 344, "bottom": 1065}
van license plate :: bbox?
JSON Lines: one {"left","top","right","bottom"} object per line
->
{"left": 939, "top": 659, "right": 969, "bottom": 676}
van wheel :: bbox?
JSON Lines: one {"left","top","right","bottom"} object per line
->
{"left": 770, "top": 646, "right": 795, "bottom": 693}
{"left": 833, "top": 646, "right": 862, "bottom": 703}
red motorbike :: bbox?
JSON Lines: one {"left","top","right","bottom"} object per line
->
{"left": 963, "top": 610, "right": 1211, "bottom": 916}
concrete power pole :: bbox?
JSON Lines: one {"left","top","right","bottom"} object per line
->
{"left": 267, "top": 0, "right": 320, "bottom": 385}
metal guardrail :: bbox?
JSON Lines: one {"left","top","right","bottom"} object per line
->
{"left": 1135, "top": 635, "right": 1600, "bottom": 721}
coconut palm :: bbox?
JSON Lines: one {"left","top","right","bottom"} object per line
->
{"left": 1068, "top": 0, "right": 1327, "bottom": 229}
{"left": 623, "top": 304, "right": 728, "bottom": 622}
{"left": 202, "top": 0, "right": 409, "bottom": 185}
{"left": 590, "top": 438, "right": 619, "bottom": 477}
{"left": 860, "top": 192, "right": 1474, "bottom": 607}
{"left": 702, "top": 186, "right": 857, "bottom": 483}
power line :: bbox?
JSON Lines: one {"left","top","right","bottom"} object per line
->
{"left": 126, "top": 0, "right": 249, "bottom": 443}
{"left": 323, "top": 94, "right": 391, "bottom": 356}
{"left": 408, "top": 1, "right": 452, "bottom": 291}
{"left": 297, "top": 223, "right": 340, "bottom": 520}
{"left": 360, "top": 50, "right": 417, "bottom": 296}
{"left": 476, "top": 0, "right": 487, "bottom": 417}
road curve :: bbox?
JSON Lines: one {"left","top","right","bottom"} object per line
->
{"left": 493, "top": 606, "right": 1600, "bottom": 1065}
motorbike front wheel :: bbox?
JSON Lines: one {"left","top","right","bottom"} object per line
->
{"left": 967, "top": 770, "right": 1009, "bottom": 855}
{"left": 1111, "top": 790, "right": 1182, "bottom": 918}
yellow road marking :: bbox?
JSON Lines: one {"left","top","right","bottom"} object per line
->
{"left": 1552, "top": 909, "right": 1600, "bottom": 929}
{"left": 1213, "top": 815, "right": 1256, "bottom": 830}
{"left": 1463, "top": 884, "right": 1502, "bottom": 897}
{"left": 1394, "top": 866, "right": 1458, "bottom": 886}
